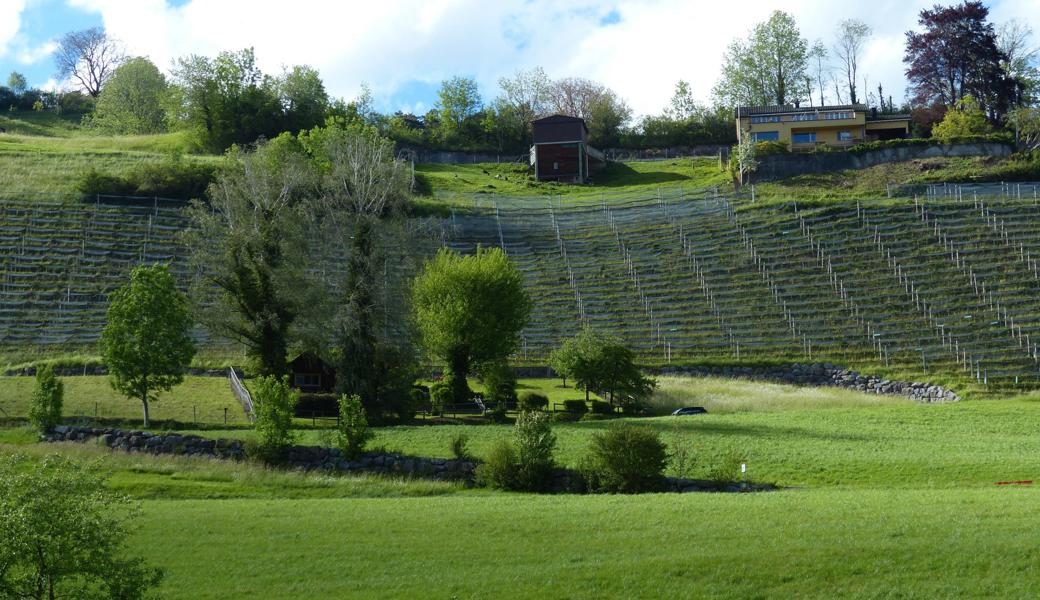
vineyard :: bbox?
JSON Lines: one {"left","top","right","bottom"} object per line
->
{"left": 5, "top": 183, "right": 1040, "bottom": 389}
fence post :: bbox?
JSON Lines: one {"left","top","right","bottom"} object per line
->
{"left": 193, "top": 405, "right": 196, "bottom": 424}
{"left": 224, "top": 407, "right": 227, "bottom": 425}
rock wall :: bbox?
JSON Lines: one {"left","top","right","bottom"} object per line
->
{"left": 4, "top": 365, "right": 238, "bottom": 377}
{"left": 656, "top": 362, "right": 960, "bottom": 403}
{"left": 753, "top": 142, "right": 1013, "bottom": 181}
{"left": 43, "top": 426, "right": 474, "bottom": 482}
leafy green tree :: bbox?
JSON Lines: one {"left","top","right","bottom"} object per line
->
{"left": 734, "top": 135, "right": 759, "bottom": 185}
{"left": 713, "top": 10, "right": 809, "bottom": 107}
{"left": 185, "top": 137, "right": 316, "bottom": 377}
{"left": 413, "top": 247, "right": 531, "bottom": 404}
{"left": 549, "top": 327, "right": 608, "bottom": 402}
{"left": 932, "top": 95, "right": 992, "bottom": 142}
{"left": 89, "top": 57, "right": 168, "bottom": 134}
{"left": 496, "top": 67, "right": 552, "bottom": 135}
{"left": 436, "top": 76, "right": 483, "bottom": 136}
{"left": 0, "top": 455, "right": 163, "bottom": 599}
{"left": 549, "top": 328, "right": 655, "bottom": 407}
{"left": 277, "top": 65, "right": 330, "bottom": 133}
{"left": 99, "top": 264, "right": 195, "bottom": 427}
{"left": 170, "top": 48, "right": 284, "bottom": 152}
{"left": 1009, "top": 106, "right": 1040, "bottom": 149}
{"left": 668, "top": 80, "right": 697, "bottom": 120}
{"left": 28, "top": 365, "right": 63, "bottom": 433}
{"left": 6, "top": 71, "right": 27, "bottom": 95}
{"left": 251, "top": 375, "right": 299, "bottom": 460}
{"left": 337, "top": 393, "right": 372, "bottom": 459}
{"left": 512, "top": 410, "right": 556, "bottom": 491}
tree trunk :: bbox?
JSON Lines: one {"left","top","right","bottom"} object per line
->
{"left": 585, "top": 385, "right": 590, "bottom": 403}
{"left": 449, "top": 349, "right": 470, "bottom": 404}
{"left": 141, "top": 391, "right": 150, "bottom": 428}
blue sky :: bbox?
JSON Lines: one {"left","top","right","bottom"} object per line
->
{"left": 1, "top": 0, "right": 1037, "bottom": 116}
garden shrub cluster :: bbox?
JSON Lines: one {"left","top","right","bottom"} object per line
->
{"left": 518, "top": 392, "right": 549, "bottom": 412}
{"left": 847, "top": 133, "right": 1013, "bottom": 154}
{"left": 250, "top": 376, "right": 299, "bottom": 462}
{"left": 476, "top": 411, "right": 557, "bottom": 492}
{"left": 337, "top": 393, "right": 372, "bottom": 459}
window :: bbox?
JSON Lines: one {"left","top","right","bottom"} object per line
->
{"left": 751, "top": 115, "right": 780, "bottom": 124}
{"left": 751, "top": 131, "right": 779, "bottom": 141}
{"left": 792, "top": 132, "right": 816, "bottom": 144}
{"left": 793, "top": 113, "right": 817, "bottom": 121}
{"left": 838, "top": 130, "right": 853, "bottom": 141}
{"left": 294, "top": 373, "right": 320, "bottom": 388}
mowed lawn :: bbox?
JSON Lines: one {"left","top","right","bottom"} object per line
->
{"left": 130, "top": 487, "right": 1040, "bottom": 599}
{"left": 0, "top": 375, "right": 245, "bottom": 424}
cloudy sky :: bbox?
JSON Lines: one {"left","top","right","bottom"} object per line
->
{"left": 1, "top": 0, "right": 1038, "bottom": 116}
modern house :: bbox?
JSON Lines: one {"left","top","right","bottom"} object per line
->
{"left": 530, "top": 114, "right": 606, "bottom": 183}
{"left": 735, "top": 104, "right": 912, "bottom": 152}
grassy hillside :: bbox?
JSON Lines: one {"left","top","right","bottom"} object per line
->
{"left": 0, "top": 110, "right": 213, "bottom": 196}
{"left": 415, "top": 156, "right": 731, "bottom": 197}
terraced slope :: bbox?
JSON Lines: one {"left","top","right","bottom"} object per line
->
{"left": 5, "top": 184, "right": 1040, "bottom": 389}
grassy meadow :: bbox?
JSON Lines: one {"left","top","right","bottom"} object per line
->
{"left": 5, "top": 372, "right": 1040, "bottom": 596}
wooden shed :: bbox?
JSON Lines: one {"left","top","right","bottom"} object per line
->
{"left": 529, "top": 115, "right": 606, "bottom": 183}
{"left": 287, "top": 352, "right": 336, "bottom": 393}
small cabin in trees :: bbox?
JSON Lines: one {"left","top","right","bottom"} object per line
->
{"left": 287, "top": 352, "right": 336, "bottom": 393}
{"left": 529, "top": 115, "right": 606, "bottom": 183}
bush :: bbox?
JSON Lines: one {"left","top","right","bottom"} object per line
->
{"left": 563, "top": 399, "right": 588, "bottom": 415}
{"left": 476, "top": 411, "right": 556, "bottom": 492}
{"left": 518, "top": 392, "right": 549, "bottom": 413}
{"left": 581, "top": 423, "right": 668, "bottom": 493}
{"left": 754, "top": 140, "right": 789, "bottom": 156}
{"left": 28, "top": 365, "right": 63, "bottom": 433}
{"left": 512, "top": 411, "right": 556, "bottom": 491}
{"left": 707, "top": 449, "right": 747, "bottom": 489}
{"left": 251, "top": 375, "right": 299, "bottom": 462}
{"left": 475, "top": 439, "right": 517, "bottom": 490}
{"left": 337, "top": 394, "right": 372, "bottom": 459}
{"left": 76, "top": 158, "right": 217, "bottom": 200}
{"left": 590, "top": 399, "right": 613, "bottom": 415}
{"left": 450, "top": 431, "right": 471, "bottom": 461}
{"left": 429, "top": 380, "right": 453, "bottom": 415}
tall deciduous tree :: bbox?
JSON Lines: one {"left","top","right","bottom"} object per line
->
{"left": 301, "top": 123, "right": 416, "bottom": 419}
{"left": 997, "top": 20, "right": 1040, "bottom": 106}
{"left": 497, "top": 67, "right": 552, "bottom": 130}
{"left": 185, "top": 137, "right": 316, "bottom": 377}
{"left": 668, "top": 80, "right": 697, "bottom": 120}
{"left": 436, "top": 76, "right": 482, "bottom": 137}
{"left": 99, "top": 264, "right": 195, "bottom": 427}
{"left": 89, "top": 57, "right": 168, "bottom": 134}
{"left": 713, "top": 10, "right": 809, "bottom": 107}
{"left": 412, "top": 247, "right": 531, "bottom": 404}
{"left": 904, "top": 2, "right": 1018, "bottom": 121}
{"left": 833, "top": 19, "right": 871, "bottom": 105}
{"left": 6, "top": 71, "right": 26, "bottom": 95}
{"left": 808, "top": 41, "right": 829, "bottom": 106}
{"left": 53, "top": 27, "right": 125, "bottom": 97}
{"left": 0, "top": 455, "right": 163, "bottom": 600}
{"left": 277, "top": 65, "right": 330, "bottom": 134}
{"left": 546, "top": 77, "right": 631, "bottom": 147}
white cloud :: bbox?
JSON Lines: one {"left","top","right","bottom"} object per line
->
{"left": 62, "top": 0, "right": 1040, "bottom": 117}
{"left": 16, "top": 39, "right": 57, "bottom": 64}
{"left": 0, "top": 0, "right": 27, "bottom": 59}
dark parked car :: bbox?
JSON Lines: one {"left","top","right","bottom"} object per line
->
{"left": 671, "top": 406, "right": 708, "bottom": 416}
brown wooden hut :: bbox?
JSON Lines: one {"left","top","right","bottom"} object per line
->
{"left": 529, "top": 115, "right": 606, "bottom": 183}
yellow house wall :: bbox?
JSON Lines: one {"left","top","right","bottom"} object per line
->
{"left": 737, "top": 111, "right": 911, "bottom": 146}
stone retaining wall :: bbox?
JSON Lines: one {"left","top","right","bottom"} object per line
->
{"left": 656, "top": 362, "right": 960, "bottom": 403}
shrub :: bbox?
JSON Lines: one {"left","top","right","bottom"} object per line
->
{"left": 707, "top": 448, "right": 747, "bottom": 489}
{"left": 518, "top": 392, "right": 549, "bottom": 413}
{"left": 590, "top": 399, "right": 613, "bottom": 415}
{"left": 754, "top": 140, "right": 789, "bottom": 156}
{"left": 512, "top": 410, "right": 556, "bottom": 491}
{"left": 563, "top": 399, "right": 588, "bottom": 415}
{"left": 480, "top": 360, "right": 517, "bottom": 412}
{"left": 251, "top": 375, "right": 299, "bottom": 462}
{"left": 581, "top": 423, "right": 668, "bottom": 493}
{"left": 430, "top": 380, "right": 453, "bottom": 414}
{"left": 475, "top": 438, "right": 517, "bottom": 490}
{"left": 337, "top": 394, "right": 372, "bottom": 459}
{"left": 28, "top": 365, "right": 63, "bottom": 433}
{"left": 450, "top": 431, "right": 471, "bottom": 461}
{"left": 76, "top": 157, "right": 217, "bottom": 200}
{"left": 932, "top": 96, "right": 991, "bottom": 143}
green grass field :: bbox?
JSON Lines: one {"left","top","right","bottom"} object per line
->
{"left": 4, "top": 375, "right": 1040, "bottom": 596}
{"left": 416, "top": 157, "right": 731, "bottom": 198}
{"left": 0, "top": 375, "right": 245, "bottom": 424}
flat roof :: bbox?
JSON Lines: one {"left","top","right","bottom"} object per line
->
{"left": 736, "top": 104, "right": 867, "bottom": 118}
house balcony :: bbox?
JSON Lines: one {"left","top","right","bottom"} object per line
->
{"left": 790, "top": 139, "right": 864, "bottom": 153}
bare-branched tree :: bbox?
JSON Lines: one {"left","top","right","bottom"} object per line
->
{"left": 54, "top": 27, "right": 126, "bottom": 97}
{"left": 833, "top": 19, "right": 872, "bottom": 105}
